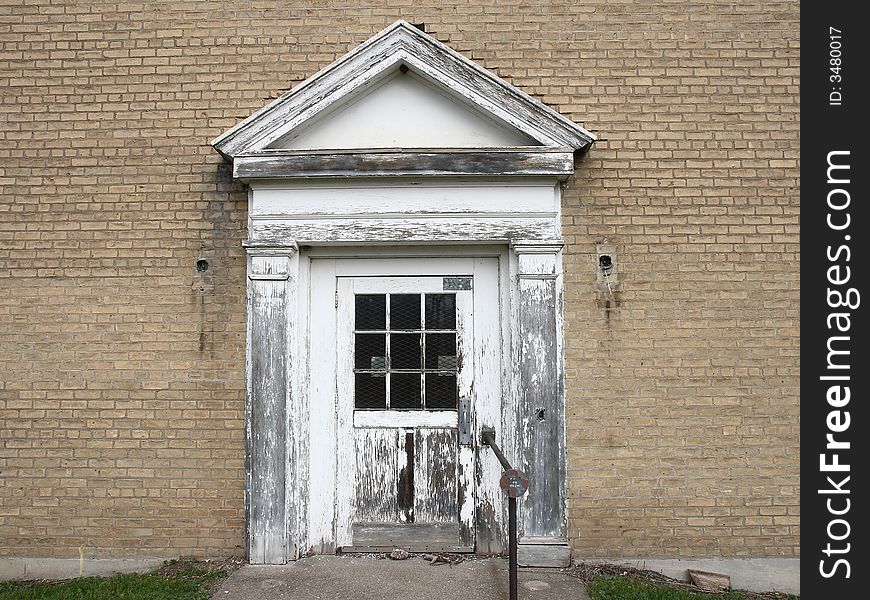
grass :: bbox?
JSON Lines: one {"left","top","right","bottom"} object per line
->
{"left": 0, "top": 560, "right": 239, "bottom": 600}
{"left": 588, "top": 575, "right": 799, "bottom": 600}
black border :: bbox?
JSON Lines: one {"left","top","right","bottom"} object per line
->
{"left": 801, "top": 4, "right": 868, "bottom": 597}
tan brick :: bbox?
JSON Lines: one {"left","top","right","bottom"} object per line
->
{"left": 0, "top": 0, "right": 798, "bottom": 561}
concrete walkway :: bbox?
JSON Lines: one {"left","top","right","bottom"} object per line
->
{"left": 213, "top": 555, "right": 590, "bottom": 600}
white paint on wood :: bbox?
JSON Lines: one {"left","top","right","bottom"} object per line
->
{"left": 306, "top": 259, "right": 339, "bottom": 552}
{"left": 454, "top": 282, "right": 476, "bottom": 547}
{"left": 232, "top": 149, "right": 575, "bottom": 180}
{"left": 250, "top": 216, "right": 558, "bottom": 245}
{"left": 292, "top": 251, "right": 310, "bottom": 557}
{"left": 414, "top": 428, "right": 459, "bottom": 523}
{"left": 354, "top": 428, "right": 401, "bottom": 523}
{"left": 325, "top": 263, "right": 503, "bottom": 552}
{"left": 354, "top": 411, "right": 457, "bottom": 428}
{"left": 226, "top": 20, "right": 581, "bottom": 563}
{"left": 511, "top": 244, "right": 568, "bottom": 543}
{"left": 469, "top": 257, "right": 506, "bottom": 553}
{"left": 270, "top": 70, "right": 537, "bottom": 150}
{"left": 246, "top": 252, "right": 293, "bottom": 564}
{"left": 250, "top": 180, "right": 558, "bottom": 219}
{"left": 211, "top": 21, "right": 595, "bottom": 158}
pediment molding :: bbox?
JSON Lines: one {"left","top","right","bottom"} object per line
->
{"left": 213, "top": 20, "right": 595, "bottom": 178}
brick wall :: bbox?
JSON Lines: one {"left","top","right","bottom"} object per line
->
{"left": 0, "top": 1, "right": 799, "bottom": 560}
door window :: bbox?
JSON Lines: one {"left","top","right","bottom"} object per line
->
{"left": 353, "top": 293, "right": 458, "bottom": 410}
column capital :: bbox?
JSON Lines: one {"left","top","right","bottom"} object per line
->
{"left": 243, "top": 240, "right": 299, "bottom": 257}
{"left": 512, "top": 241, "right": 562, "bottom": 279}
{"left": 510, "top": 240, "right": 564, "bottom": 256}
{"left": 247, "top": 248, "right": 297, "bottom": 281}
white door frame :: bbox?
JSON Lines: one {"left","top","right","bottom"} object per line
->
{"left": 246, "top": 235, "right": 569, "bottom": 568}
{"left": 304, "top": 253, "right": 505, "bottom": 554}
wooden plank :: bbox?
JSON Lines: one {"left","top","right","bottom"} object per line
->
{"left": 308, "top": 259, "right": 340, "bottom": 552}
{"left": 513, "top": 246, "right": 567, "bottom": 541}
{"left": 249, "top": 180, "right": 557, "bottom": 219}
{"left": 250, "top": 216, "right": 557, "bottom": 246}
{"left": 354, "top": 428, "right": 400, "bottom": 523}
{"left": 414, "top": 428, "right": 457, "bottom": 523}
{"left": 234, "top": 151, "right": 574, "bottom": 179}
{"left": 343, "top": 545, "right": 473, "bottom": 554}
{"left": 247, "top": 267, "right": 288, "bottom": 564}
{"left": 471, "top": 257, "right": 505, "bottom": 554}
{"left": 351, "top": 523, "right": 461, "bottom": 550}
{"left": 354, "top": 410, "right": 456, "bottom": 429}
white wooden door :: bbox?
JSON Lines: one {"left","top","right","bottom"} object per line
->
{"left": 336, "top": 275, "right": 476, "bottom": 552}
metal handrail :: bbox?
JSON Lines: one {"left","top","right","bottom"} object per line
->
{"left": 481, "top": 427, "right": 521, "bottom": 600}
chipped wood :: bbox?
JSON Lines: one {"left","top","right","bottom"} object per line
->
{"left": 512, "top": 245, "right": 568, "bottom": 550}
{"left": 247, "top": 255, "right": 290, "bottom": 564}
{"left": 211, "top": 21, "right": 594, "bottom": 158}
{"left": 397, "top": 431, "right": 416, "bottom": 523}
{"left": 225, "top": 18, "right": 582, "bottom": 566}
{"left": 351, "top": 523, "right": 463, "bottom": 551}
{"left": 234, "top": 150, "right": 575, "bottom": 179}
{"left": 354, "top": 428, "right": 400, "bottom": 524}
{"left": 251, "top": 217, "right": 557, "bottom": 245}
{"left": 250, "top": 181, "right": 558, "bottom": 221}
{"left": 414, "top": 428, "right": 458, "bottom": 524}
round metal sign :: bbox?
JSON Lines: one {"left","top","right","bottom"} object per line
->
{"left": 499, "top": 468, "right": 529, "bottom": 498}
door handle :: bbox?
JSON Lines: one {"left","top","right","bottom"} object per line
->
{"left": 458, "top": 397, "right": 472, "bottom": 445}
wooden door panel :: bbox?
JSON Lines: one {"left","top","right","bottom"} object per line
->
{"left": 414, "top": 428, "right": 458, "bottom": 524}
{"left": 354, "top": 428, "right": 399, "bottom": 523}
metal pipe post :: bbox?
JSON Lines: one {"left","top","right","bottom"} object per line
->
{"left": 508, "top": 496, "right": 518, "bottom": 600}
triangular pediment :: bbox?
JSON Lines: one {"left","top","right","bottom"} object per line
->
{"left": 212, "top": 21, "right": 595, "bottom": 178}
{"left": 267, "top": 68, "right": 539, "bottom": 150}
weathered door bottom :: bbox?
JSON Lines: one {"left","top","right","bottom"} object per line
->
{"left": 343, "top": 523, "right": 472, "bottom": 553}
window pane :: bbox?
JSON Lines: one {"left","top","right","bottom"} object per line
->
{"left": 390, "top": 333, "right": 422, "bottom": 369}
{"left": 355, "top": 334, "right": 386, "bottom": 370}
{"left": 391, "top": 373, "right": 422, "bottom": 409}
{"left": 355, "top": 373, "right": 386, "bottom": 409}
{"left": 425, "top": 294, "right": 455, "bottom": 330}
{"left": 355, "top": 294, "right": 386, "bottom": 330}
{"left": 425, "top": 374, "right": 457, "bottom": 409}
{"left": 425, "top": 333, "right": 456, "bottom": 370}
{"left": 390, "top": 294, "right": 421, "bottom": 330}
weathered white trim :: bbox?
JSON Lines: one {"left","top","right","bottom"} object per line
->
{"left": 211, "top": 21, "right": 594, "bottom": 158}
{"left": 508, "top": 241, "right": 569, "bottom": 565}
{"left": 249, "top": 179, "right": 557, "bottom": 218}
{"left": 233, "top": 150, "right": 576, "bottom": 180}
{"left": 245, "top": 248, "right": 298, "bottom": 564}
{"left": 354, "top": 411, "right": 458, "bottom": 428}
{"left": 247, "top": 180, "right": 560, "bottom": 248}
{"left": 251, "top": 217, "right": 558, "bottom": 246}
{"left": 272, "top": 69, "right": 537, "bottom": 150}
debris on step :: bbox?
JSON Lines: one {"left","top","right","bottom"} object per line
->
{"left": 421, "top": 553, "right": 465, "bottom": 566}
{"left": 389, "top": 548, "right": 411, "bottom": 560}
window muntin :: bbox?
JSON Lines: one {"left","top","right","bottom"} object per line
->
{"left": 353, "top": 293, "right": 458, "bottom": 410}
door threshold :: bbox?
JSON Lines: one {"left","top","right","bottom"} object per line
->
{"left": 340, "top": 545, "right": 474, "bottom": 554}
